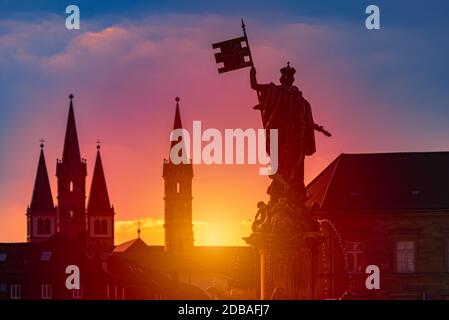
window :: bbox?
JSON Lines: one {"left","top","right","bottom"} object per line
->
{"left": 40, "top": 251, "right": 52, "bottom": 261}
{"left": 346, "top": 241, "right": 365, "bottom": 273}
{"left": 41, "top": 284, "right": 52, "bottom": 299}
{"left": 0, "top": 283, "right": 7, "bottom": 292}
{"left": 69, "top": 210, "right": 75, "bottom": 218}
{"left": 176, "top": 182, "right": 181, "bottom": 193}
{"left": 44, "top": 219, "right": 51, "bottom": 234}
{"left": 396, "top": 241, "right": 416, "bottom": 273}
{"left": 72, "top": 285, "right": 83, "bottom": 299}
{"left": 0, "top": 253, "right": 6, "bottom": 262}
{"left": 38, "top": 219, "right": 51, "bottom": 235}
{"left": 101, "top": 219, "right": 108, "bottom": 235}
{"left": 94, "top": 219, "right": 101, "bottom": 234}
{"left": 69, "top": 181, "right": 74, "bottom": 192}
{"left": 10, "top": 284, "right": 21, "bottom": 299}
{"left": 37, "top": 218, "right": 44, "bottom": 234}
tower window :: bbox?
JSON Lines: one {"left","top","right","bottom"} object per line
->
{"left": 44, "top": 219, "right": 51, "bottom": 234}
{"left": 94, "top": 219, "right": 101, "bottom": 234}
{"left": 37, "top": 218, "right": 44, "bottom": 234}
{"left": 69, "top": 181, "right": 74, "bottom": 192}
{"left": 176, "top": 182, "right": 181, "bottom": 193}
{"left": 101, "top": 219, "right": 108, "bottom": 235}
{"left": 38, "top": 218, "right": 51, "bottom": 235}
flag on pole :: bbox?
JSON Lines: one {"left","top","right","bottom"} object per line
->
{"left": 212, "top": 37, "right": 252, "bottom": 73}
{"left": 212, "top": 20, "right": 254, "bottom": 73}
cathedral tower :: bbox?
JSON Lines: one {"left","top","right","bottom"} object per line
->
{"left": 27, "top": 142, "right": 56, "bottom": 242}
{"left": 87, "top": 144, "right": 115, "bottom": 251}
{"left": 56, "top": 94, "right": 87, "bottom": 244}
{"left": 163, "top": 97, "right": 194, "bottom": 254}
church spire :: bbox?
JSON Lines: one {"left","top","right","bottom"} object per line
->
{"left": 87, "top": 144, "right": 111, "bottom": 212}
{"left": 30, "top": 142, "right": 54, "bottom": 212}
{"left": 62, "top": 94, "right": 81, "bottom": 164}
{"left": 171, "top": 96, "right": 185, "bottom": 151}
{"left": 56, "top": 94, "right": 87, "bottom": 244}
{"left": 163, "top": 97, "right": 194, "bottom": 254}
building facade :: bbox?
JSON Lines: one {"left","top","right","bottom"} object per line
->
{"left": 307, "top": 152, "right": 449, "bottom": 299}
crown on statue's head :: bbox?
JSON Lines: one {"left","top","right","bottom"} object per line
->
{"left": 280, "top": 62, "right": 296, "bottom": 77}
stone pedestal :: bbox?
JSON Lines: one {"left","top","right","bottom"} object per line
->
{"left": 245, "top": 230, "right": 323, "bottom": 300}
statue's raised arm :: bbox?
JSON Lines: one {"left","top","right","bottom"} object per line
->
{"left": 250, "top": 66, "right": 264, "bottom": 91}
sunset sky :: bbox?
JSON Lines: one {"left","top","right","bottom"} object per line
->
{"left": 1, "top": 0, "right": 449, "bottom": 246}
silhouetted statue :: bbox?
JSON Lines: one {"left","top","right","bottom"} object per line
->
{"left": 250, "top": 63, "right": 330, "bottom": 215}
{"left": 251, "top": 201, "right": 267, "bottom": 232}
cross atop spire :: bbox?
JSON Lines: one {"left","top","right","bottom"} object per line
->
{"left": 62, "top": 94, "right": 82, "bottom": 165}
{"left": 173, "top": 96, "right": 182, "bottom": 130}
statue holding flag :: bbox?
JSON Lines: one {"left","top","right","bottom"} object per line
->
{"left": 213, "top": 21, "right": 329, "bottom": 299}
{"left": 250, "top": 62, "right": 319, "bottom": 211}
{"left": 212, "top": 20, "right": 330, "bottom": 227}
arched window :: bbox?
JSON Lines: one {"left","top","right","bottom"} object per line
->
{"left": 101, "top": 220, "right": 108, "bottom": 235}
{"left": 69, "top": 181, "right": 74, "bottom": 192}
{"left": 44, "top": 219, "right": 51, "bottom": 234}
{"left": 37, "top": 218, "right": 44, "bottom": 234}
{"left": 94, "top": 219, "right": 101, "bottom": 234}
